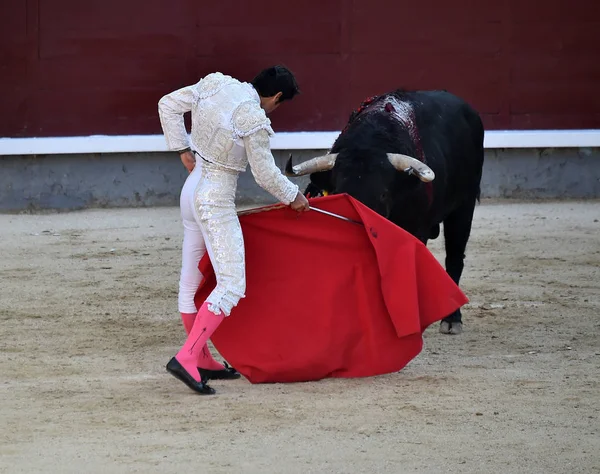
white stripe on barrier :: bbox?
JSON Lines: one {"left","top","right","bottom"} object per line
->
{"left": 1, "top": 130, "right": 599, "bottom": 156}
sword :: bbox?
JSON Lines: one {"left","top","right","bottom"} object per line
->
{"left": 309, "top": 206, "right": 363, "bottom": 226}
{"left": 238, "top": 203, "right": 362, "bottom": 226}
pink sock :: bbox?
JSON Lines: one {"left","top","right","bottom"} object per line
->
{"left": 175, "top": 303, "right": 225, "bottom": 381}
{"left": 180, "top": 312, "right": 196, "bottom": 334}
{"left": 199, "top": 344, "right": 226, "bottom": 371}
{"left": 181, "top": 312, "right": 225, "bottom": 371}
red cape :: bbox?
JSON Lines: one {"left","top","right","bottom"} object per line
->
{"left": 194, "top": 194, "right": 467, "bottom": 383}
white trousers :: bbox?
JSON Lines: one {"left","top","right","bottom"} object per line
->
{"left": 178, "top": 160, "right": 246, "bottom": 316}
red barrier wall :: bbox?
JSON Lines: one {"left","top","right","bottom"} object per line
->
{"left": 1, "top": 0, "right": 599, "bottom": 137}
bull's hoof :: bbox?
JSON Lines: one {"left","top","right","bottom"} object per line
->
{"left": 449, "top": 322, "right": 463, "bottom": 335}
{"left": 439, "top": 321, "right": 463, "bottom": 335}
{"left": 439, "top": 321, "right": 451, "bottom": 334}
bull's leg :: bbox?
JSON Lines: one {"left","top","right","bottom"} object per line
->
{"left": 440, "top": 197, "right": 477, "bottom": 335}
{"left": 429, "top": 223, "right": 441, "bottom": 240}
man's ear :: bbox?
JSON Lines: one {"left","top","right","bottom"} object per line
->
{"left": 274, "top": 91, "right": 283, "bottom": 103}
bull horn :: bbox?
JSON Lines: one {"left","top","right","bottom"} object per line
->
{"left": 387, "top": 153, "right": 435, "bottom": 182}
{"left": 285, "top": 153, "right": 338, "bottom": 177}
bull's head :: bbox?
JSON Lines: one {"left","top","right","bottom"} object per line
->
{"left": 285, "top": 152, "right": 435, "bottom": 220}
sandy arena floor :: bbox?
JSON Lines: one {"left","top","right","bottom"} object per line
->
{"left": 1, "top": 200, "right": 599, "bottom": 474}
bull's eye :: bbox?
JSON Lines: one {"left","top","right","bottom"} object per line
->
{"left": 380, "top": 191, "right": 389, "bottom": 201}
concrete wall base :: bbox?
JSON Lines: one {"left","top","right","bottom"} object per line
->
{"left": 1, "top": 148, "right": 598, "bottom": 211}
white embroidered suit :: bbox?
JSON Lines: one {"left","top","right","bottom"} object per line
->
{"left": 158, "top": 72, "right": 299, "bottom": 316}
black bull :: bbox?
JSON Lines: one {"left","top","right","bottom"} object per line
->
{"left": 285, "top": 90, "right": 484, "bottom": 335}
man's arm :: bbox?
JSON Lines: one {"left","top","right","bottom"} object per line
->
{"left": 158, "top": 85, "right": 195, "bottom": 152}
{"left": 244, "top": 129, "right": 300, "bottom": 205}
{"left": 234, "top": 100, "right": 308, "bottom": 210}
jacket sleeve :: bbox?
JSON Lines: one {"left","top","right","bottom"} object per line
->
{"left": 158, "top": 85, "right": 195, "bottom": 151}
{"left": 244, "top": 129, "right": 299, "bottom": 205}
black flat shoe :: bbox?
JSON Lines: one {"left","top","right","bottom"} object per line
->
{"left": 166, "top": 357, "right": 216, "bottom": 395}
{"left": 198, "top": 361, "right": 241, "bottom": 380}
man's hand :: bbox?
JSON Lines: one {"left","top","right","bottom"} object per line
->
{"left": 290, "top": 191, "right": 310, "bottom": 212}
{"left": 180, "top": 150, "right": 195, "bottom": 173}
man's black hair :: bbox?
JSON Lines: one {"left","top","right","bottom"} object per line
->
{"left": 251, "top": 65, "right": 300, "bottom": 102}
